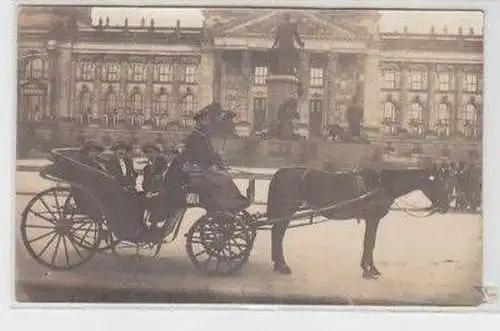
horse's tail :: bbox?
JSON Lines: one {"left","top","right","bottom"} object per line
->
{"left": 266, "top": 167, "right": 307, "bottom": 218}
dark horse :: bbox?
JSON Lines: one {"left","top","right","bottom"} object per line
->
{"left": 267, "top": 166, "right": 451, "bottom": 279}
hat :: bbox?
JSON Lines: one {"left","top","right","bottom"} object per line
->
{"left": 80, "top": 141, "right": 104, "bottom": 154}
{"left": 111, "top": 140, "right": 132, "bottom": 152}
{"left": 142, "top": 144, "right": 161, "bottom": 154}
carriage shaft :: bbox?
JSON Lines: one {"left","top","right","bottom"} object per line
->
{"left": 250, "top": 190, "right": 380, "bottom": 229}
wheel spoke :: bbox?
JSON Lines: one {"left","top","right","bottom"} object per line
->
{"left": 51, "top": 235, "right": 62, "bottom": 265}
{"left": 52, "top": 190, "right": 63, "bottom": 219}
{"left": 66, "top": 235, "right": 85, "bottom": 260}
{"left": 28, "top": 210, "right": 56, "bottom": 224}
{"left": 35, "top": 232, "right": 58, "bottom": 258}
{"left": 28, "top": 229, "right": 56, "bottom": 244}
{"left": 38, "top": 196, "right": 58, "bottom": 220}
{"left": 62, "top": 235, "right": 71, "bottom": 267}
{"left": 25, "top": 224, "right": 56, "bottom": 230}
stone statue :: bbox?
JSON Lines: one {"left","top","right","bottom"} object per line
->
{"left": 269, "top": 13, "right": 305, "bottom": 75}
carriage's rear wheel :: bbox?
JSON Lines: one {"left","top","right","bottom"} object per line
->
{"left": 186, "top": 212, "right": 254, "bottom": 276}
{"left": 21, "top": 187, "right": 102, "bottom": 270}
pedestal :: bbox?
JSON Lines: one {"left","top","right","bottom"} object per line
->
{"left": 266, "top": 74, "right": 302, "bottom": 124}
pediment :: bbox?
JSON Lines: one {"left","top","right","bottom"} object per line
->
{"left": 212, "top": 10, "right": 373, "bottom": 41}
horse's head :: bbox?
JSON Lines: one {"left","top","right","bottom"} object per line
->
{"left": 419, "top": 164, "right": 452, "bottom": 214}
{"left": 193, "top": 101, "right": 236, "bottom": 137}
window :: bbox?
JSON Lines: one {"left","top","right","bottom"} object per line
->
{"left": 102, "top": 62, "right": 120, "bottom": 81}
{"left": 76, "top": 86, "right": 93, "bottom": 115}
{"left": 438, "top": 72, "right": 452, "bottom": 91}
{"left": 76, "top": 61, "right": 95, "bottom": 81}
{"left": 22, "top": 57, "right": 46, "bottom": 80}
{"left": 129, "top": 63, "right": 146, "bottom": 81}
{"left": 409, "top": 70, "right": 427, "bottom": 90}
{"left": 128, "top": 89, "right": 143, "bottom": 113}
{"left": 409, "top": 102, "right": 424, "bottom": 123}
{"left": 437, "top": 103, "right": 451, "bottom": 126}
{"left": 382, "top": 69, "right": 399, "bottom": 89}
{"left": 101, "top": 88, "right": 117, "bottom": 115}
{"left": 254, "top": 66, "right": 268, "bottom": 85}
{"left": 464, "top": 72, "right": 479, "bottom": 93}
{"left": 253, "top": 97, "right": 267, "bottom": 131}
{"left": 155, "top": 63, "right": 173, "bottom": 82}
{"left": 309, "top": 99, "right": 323, "bottom": 113}
{"left": 463, "top": 104, "right": 478, "bottom": 124}
{"left": 153, "top": 91, "right": 171, "bottom": 115}
{"left": 383, "top": 102, "right": 397, "bottom": 123}
{"left": 309, "top": 67, "right": 324, "bottom": 87}
{"left": 181, "top": 93, "right": 197, "bottom": 117}
{"left": 183, "top": 64, "right": 197, "bottom": 83}
{"left": 20, "top": 83, "right": 46, "bottom": 120}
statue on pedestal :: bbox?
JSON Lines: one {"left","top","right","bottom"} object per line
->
{"left": 269, "top": 13, "right": 305, "bottom": 76}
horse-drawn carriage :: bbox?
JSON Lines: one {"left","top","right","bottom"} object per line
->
{"left": 20, "top": 105, "right": 452, "bottom": 279}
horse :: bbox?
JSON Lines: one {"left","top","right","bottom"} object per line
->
{"left": 266, "top": 165, "right": 451, "bottom": 279}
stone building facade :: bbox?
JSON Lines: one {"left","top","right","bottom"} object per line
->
{"left": 17, "top": 7, "right": 483, "bottom": 142}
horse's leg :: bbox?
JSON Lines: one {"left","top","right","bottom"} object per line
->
{"left": 360, "top": 217, "right": 382, "bottom": 279}
{"left": 271, "top": 219, "right": 292, "bottom": 274}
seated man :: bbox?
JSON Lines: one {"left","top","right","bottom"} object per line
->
{"left": 180, "top": 107, "right": 249, "bottom": 213}
{"left": 78, "top": 141, "right": 108, "bottom": 172}
{"left": 105, "top": 141, "right": 138, "bottom": 192}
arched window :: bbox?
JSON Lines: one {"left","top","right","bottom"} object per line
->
{"left": 20, "top": 82, "right": 46, "bottom": 120}
{"left": 101, "top": 86, "right": 117, "bottom": 115}
{"left": 409, "top": 102, "right": 424, "bottom": 123}
{"left": 436, "top": 102, "right": 451, "bottom": 136}
{"left": 408, "top": 101, "right": 424, "bottom": 136}
{"left": 128, "top": 88, "right": 143, "bottom": 114}
{"left": 76, "top": 85, "right": 93, "bottom": 115}
{"left": 382, "top": 101, "right": 397, "bottom": 123}
{"left": 181, "top": 93, "right": 197, "bottom": 117}
{"left": 459, "top": 103, "right": 479, "bottom": 138}
{"left": 22, "top": 57, "right": 46, "bottom": 80}
{"left": 153, "top": 89, "right": 171, "bottom": 116}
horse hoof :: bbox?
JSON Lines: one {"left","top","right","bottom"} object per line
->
{"left": 273, "top": 263, "right": 292, "bottom": 275}
{"left": 362, "top": 270, "right": 381, "bottom": 280}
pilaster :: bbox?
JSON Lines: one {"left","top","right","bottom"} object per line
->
{"left": 326, "top": 52, "right": 337, "bottom": 126}
{"left": 145, "top": 57, "right": 154, "bottom": 120}
{"left": 298, "top": 50, "right": 310, "bottom": 125}
{"left": 454, "top": 65, "right": 463, "bottom": 135}
{"left": 199, "top": 47, "right": 215, "bottom": 109}
{"left": 241, "top": 50, "right": 252, "bottom": 122}
{"left": 55, "top": 42, "right": 73, "bottom": 118}
{"left": 363, "top": 50, "right": 381, "bottom": 129}
{"left": 426, "top": 63, "right": 436, "bottom": 131}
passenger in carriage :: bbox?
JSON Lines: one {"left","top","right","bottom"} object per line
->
{"left": 78, "top": 141, "right": 108, "bottom": 172}
{"left": 106, "top": 141, "right": 138, "bottom": 192}
{"left": 141, "top": 144, "right": 169, "bottom": 197}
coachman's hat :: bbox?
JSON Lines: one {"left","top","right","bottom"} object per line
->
{"left": 141, "top": 143, "right": 161, "bottom": 154}
{"left": 110, "top": 140, "right": 133, "bottom": 152}
{"left": 80, "top": 140, "right": 104, "bottom": 154}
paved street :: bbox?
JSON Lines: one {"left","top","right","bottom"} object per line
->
{"left": 14, "top": 169, "right": 483, "bottom": 305}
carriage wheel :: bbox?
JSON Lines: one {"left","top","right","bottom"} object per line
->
{"left": 186, "top": 212, "right": 253, "bottom": 276}
{"left": 21, "top": 187, "right": 102, "bottom": 270}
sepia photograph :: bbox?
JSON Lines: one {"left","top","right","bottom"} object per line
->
{"left": 14, "top": 5, "right": 484, "bottom": 306}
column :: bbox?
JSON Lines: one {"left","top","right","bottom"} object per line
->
{"left": 325, "top": 52, "right": 337, "bottom": 126}
{"left": 198, "top": 47, "right": 215, "bottom": 108}
{"left": 362, "top": 49, "right": 381, "bottom": 129}
{"left": 55, "top": 43, "right": 74, "bottom": 119}
{"left": 298, "top": 50, "right": 310, "bottom": 125}
{"left": 145, "top": 58, "right": 154, "bottom": 120}
{"left": 46, "top": 41, "right": 58, "bottom": 118}
{"left": 241, "top": 50, "right": 252, "bottom": 122}
{"left": 93, "top": 58, "right": 101, "bottom": 117}
{"left": 119, "top": 56, "right": 129, "bottom": 114}
{"left": 426, "top": 63, "right": 436, "bottom": 132}
{"left": 212, "top": 50, "right": 222, "bottom": 103}
{"left": 172, "top": 56, "right": 182, "bottom": 119}
{"left": 454, "top": 65, "right": 463, "bottom": 135}
{"left": 399, "top": 62, "right": 408, "bottom": 126}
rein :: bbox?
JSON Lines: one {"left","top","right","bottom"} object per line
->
{"left": 393, "top": 198, "right": 440, "bottom": 218}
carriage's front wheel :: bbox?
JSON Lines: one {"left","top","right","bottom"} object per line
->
{"left": 186, "top": 212, "right": 253, "bottom": 276}
{"left": 21, "top": 187, "right": 102, "bottom": 270}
